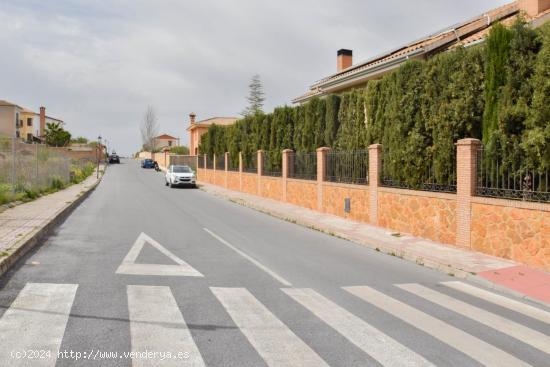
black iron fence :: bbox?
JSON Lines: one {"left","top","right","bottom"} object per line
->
{"left": 206, "top": 155, "right": 213, "bottom": 169}
{"left": 381, "top": 152, "right": 457, "bottom": 193}
{"left": 243, "top": 153, "right": 257, "bottom": 173}
{"left": 215, "top": 154, "right": 225, "bottom": 170}
{"left": 476, "top": 148, "right": 549, "bottom": 203}
{"left": 288, "top": 152, "right": 317, "bottom": 181}
{"left": 326, "top": 150, "right": 368, "bottom": 185}
{"left": 227, "top": 153, "right": 239, "bottom": 172}
{"left": 262, "top": 151, "right": 282, "bottom": 177}
{"left": 198, "top": 155, "right": 205, "bottom": 169}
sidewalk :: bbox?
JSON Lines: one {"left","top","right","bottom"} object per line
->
{"left": 0, "top": 170, "right": 102, "bottom": 276}
{"left": 199, "top": 182, "right": 550, "bottom": 307}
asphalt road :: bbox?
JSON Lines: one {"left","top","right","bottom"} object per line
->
{"left": 0, "top": 159, "right": 548, "bottom": 367}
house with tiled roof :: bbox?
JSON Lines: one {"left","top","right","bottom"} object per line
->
{"left": 154, "top": 133, "right": 180, "bottom": 151}
{"left": 186, "top": 113, "right": 239, "bottom": 155}
{"left": 293, "top": 0, "right": 550, "bottom": 104}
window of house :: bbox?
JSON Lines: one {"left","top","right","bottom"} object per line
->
{"left": 27, "top": 133, "right": 33, "bottom": 142}
{"left": 27, "top": 118, "right": 32, "bottom": 126}
{"left": 168, "top": 141, "right": 172, "bottom": 146}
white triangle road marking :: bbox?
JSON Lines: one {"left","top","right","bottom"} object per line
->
{"left": 116, "top": 232, "right": 203, "bottom": 277}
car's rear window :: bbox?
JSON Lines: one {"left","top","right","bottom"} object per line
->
{"left": 144, "top": 159, "right": 153, "bottom": 163}
{"left": 173, "top": 166, "right": 191, "bottom": 173}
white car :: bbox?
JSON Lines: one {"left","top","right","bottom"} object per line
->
{"left": 165, "top": 165, "right": 196, "bottom": 188}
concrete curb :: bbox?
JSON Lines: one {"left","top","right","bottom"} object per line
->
{"left": 199, "top": 183, "right": 550, "bottom": 309}
{"left": 0, "top": 175, "right": 103, "bottom": 278}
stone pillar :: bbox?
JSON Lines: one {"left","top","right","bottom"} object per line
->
{"left": 239, "top": 151, "right": 243, "bottom": 192}
{"left": 282, "top": 149, "right": 293, "bottom": 202}
{"left": 368, "top": 144, "right": 382, "bottom": 225}
{"left": 316, "top": 147, "right": 331, "bottom": 211}
{"left": 257, "top": 150, "right": 264, "bottom": 196}
{"left": 224, "top": 152, "right": 229, "bottom": 188}
{"left": 456, "top": 138, "right": 480, "bottom": 248}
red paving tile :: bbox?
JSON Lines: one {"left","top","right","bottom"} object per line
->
{"left": 478, "top": 265, "right": 550, "bottom": 304}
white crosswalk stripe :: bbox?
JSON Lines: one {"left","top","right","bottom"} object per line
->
{"left": 211, "top": 287, "right": 329, "bottom": 367}
{"left": 127, "top": 285, "right": 205, "bottom": 366}
{"left": 283, "top": 288, "right": 435, "bottom": 367}
{"left": 442, "top": 281, "right": 550, "bottom": 324}
{"left": 344, "top": 285, "right": 531, "bottom": 367}
{"left": 0, "top": 283, "right": 78, "bottom": 367}
{"left": 398, "top": 283, "right": 550, "bottom": 355}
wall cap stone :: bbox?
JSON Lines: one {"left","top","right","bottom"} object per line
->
{"left": 455, "top": 138, "right": 481, "bottom": 146}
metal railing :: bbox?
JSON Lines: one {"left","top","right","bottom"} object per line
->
{"left": 326, "top": 150, "right": 368, "bottom": 185}
{"left": 476, "top": 147, "right": 549, "bottom": 203}
{"left": 170, "top": 155, "right": 198, "bottom": 172}
{"left": 381, "top": 151, "right": 457, "bottom": 193}
{"left": 198, "top": 155, "right": 205, "bottom": 169}
{"left": 206, "top": 155, "right": 213, "bottom": 169}
{"left": 288, "top": 152, "right": 317, "bottom": 181}
{"left": 262, "top": 151, "right": 282, "bottom": 177}
{"left": 227, "top": 153, "right": 239, "bottom": 172}
{"left": 215, "top": 154, "right": 225, "bottom": 170}
{"left": 243, "top": 153, "right": 257, "bottom": 173}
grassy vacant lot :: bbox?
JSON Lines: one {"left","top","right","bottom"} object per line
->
{"left": 0, "top": 161, "right": 95, "bottom": 206}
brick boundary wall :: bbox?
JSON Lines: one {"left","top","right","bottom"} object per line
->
{"left": 198, "top": 140, "right": 550, "bottom": 271}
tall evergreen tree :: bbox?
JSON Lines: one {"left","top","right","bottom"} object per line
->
{"left": 241, "top": 74, "right": 265, "bottom": 117}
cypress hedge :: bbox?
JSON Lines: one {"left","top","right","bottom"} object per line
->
{"left": 199, "top": 19, "right": 549, "bottom": 188}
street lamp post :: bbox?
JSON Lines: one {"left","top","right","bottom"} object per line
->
{"left": 97, "top": 135, "right": 102, "bottom": 179}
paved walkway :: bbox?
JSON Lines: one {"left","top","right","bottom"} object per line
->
{"left": 0, "top": 171, "right": 101, "bottom": 256}
{"left": 199, "top": 182, "right": 550, "bottom": 306}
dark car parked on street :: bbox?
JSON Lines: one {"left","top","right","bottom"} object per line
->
{"left": 141, "top": 159, "right": 155, "bottom": 168}
{"left": 109, "top": 154, "right": 120, "bottom": 164}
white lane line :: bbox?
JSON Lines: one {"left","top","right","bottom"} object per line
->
{"left": 0, "top": 283, "right": 78, "bottom": 367}
{"left": 442, "top": 281, "right": 550, "bottom": 325}
{"left": 211, "top": 287, "right": 328, "bottom": 367}
{"left": 116, "top": 232, "right": 203, "bottom": 277}
{"left": 283, "top": 288, "right": 434, "bottom": 367}
{"left": 127, "top": 285, "right": 205, "bottom": 366}
{"left": 203, "top": 228, "right": 291, "bottom": 286}
{"left": 344, "top": 286, "right": 531, "bottom": 367}
{"left": 398, "top": 283, "right": 550, "bottom": 355}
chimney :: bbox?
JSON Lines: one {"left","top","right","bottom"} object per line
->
{"left": 189, "top": 112, "right": 196, "bottom": 124}
{"left": 519, "top": 0, "right": 550, "bottom": 16}
{"left": 337, "top": 49, "right": 353, "bottom": 72}
{"left": 39, "top": 106, "right": 46, "bottom": 137}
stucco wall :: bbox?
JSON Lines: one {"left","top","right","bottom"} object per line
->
{"left": 471, "top": 201, "right": 550, "bottom": 271}
{"left": 242, "top": 173, "right": 258, "bottom": 195}
{"left": 227, "top": 171, "right": 240, "bottom": 191}
{"left": 286, "top": 179, "right": 317, "bottom": 210}
{"left": 322, "top": 183, "right": 370, "bottom": 223}
{"left": 378, "top": 189, "right": 457, "bottom": 245}
{"left": 259, "top": 176, "right": 283, "bottom": 201}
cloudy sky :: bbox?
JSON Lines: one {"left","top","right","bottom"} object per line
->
{"left": 0, "top": 0, "right": 510, "bottom": 154}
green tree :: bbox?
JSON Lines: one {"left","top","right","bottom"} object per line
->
{"left": 44, "top": 122, "right": 71, "bottom": 147}
{"left": 70, "top": 136, "right": 88, "bottom": 144}
{"left": 241, "top": 74, "right": 265, "bottom": 117}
